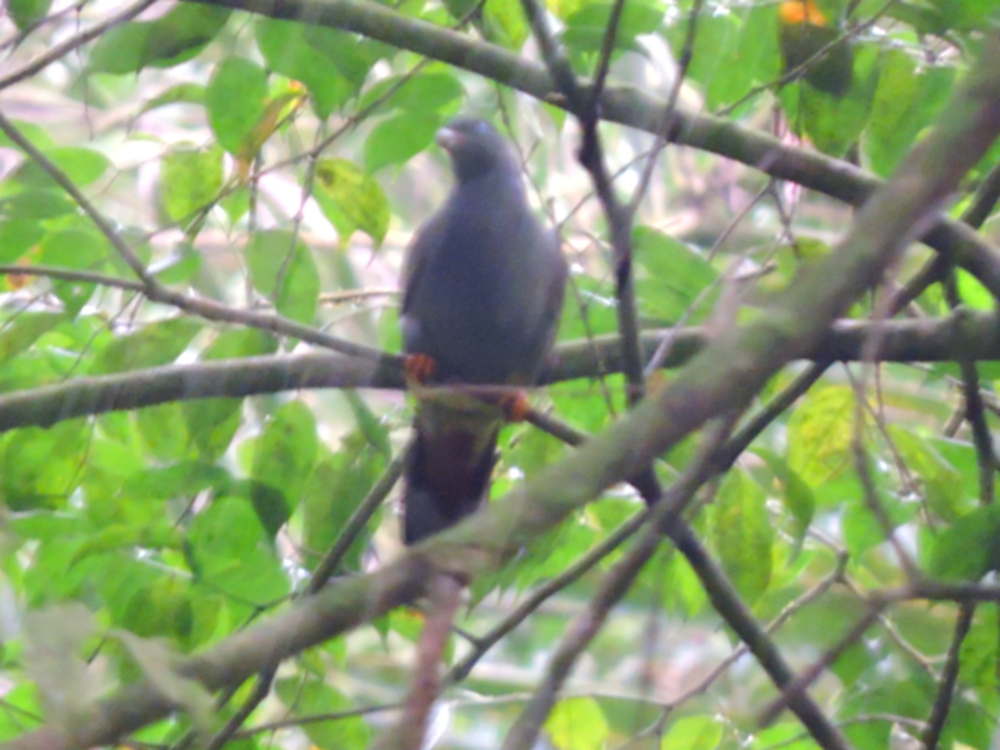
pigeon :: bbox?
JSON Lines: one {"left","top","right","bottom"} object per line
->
{"left": 400, "top": 117, "right": 568, "bottom": 543}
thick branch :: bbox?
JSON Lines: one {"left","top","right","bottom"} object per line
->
{"left": 0, "top": 311, "right": 996, "bottom": 434}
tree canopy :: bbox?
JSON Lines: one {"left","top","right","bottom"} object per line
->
{"left": 0, "top": 0, "right": 998, "bottom": 749}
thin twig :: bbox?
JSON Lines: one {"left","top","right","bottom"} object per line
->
{"left": 307, "top": 449, "right": 408, "bottom": 594}
{"left": 921, "top": 603, "right": 975, "bottom": 750}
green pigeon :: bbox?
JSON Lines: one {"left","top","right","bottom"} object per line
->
{"left": 400, "top": 117, "right": 568, "bottom": 543}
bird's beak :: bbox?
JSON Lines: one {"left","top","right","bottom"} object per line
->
{"left": 436, "top": 126, "right": 464, "bottom": 152}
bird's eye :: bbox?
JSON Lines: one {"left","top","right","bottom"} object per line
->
{"left": 475, "top": 121, "right": 490, "bottom": 134}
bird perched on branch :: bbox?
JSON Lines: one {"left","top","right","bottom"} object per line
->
{"left": 399, "top": 117, "right": 568, "bottom": 544}
{"left": 778, "top": 0, "right": 854, "bottom": 97}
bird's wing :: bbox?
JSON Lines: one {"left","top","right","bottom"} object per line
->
{"left": 525, "top": 229, "right": 569, "bottom": 374}
{"left": 401, "top": 210, "right": 450, "bottom": 314}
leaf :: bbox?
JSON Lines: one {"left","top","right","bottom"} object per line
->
{"left": 364, "top": 112, "right": 442, "bottom": 173}
{"left": 561, "top": 0, "right": 663, "bottom": 62}
{"left": 791, "top": 43, "right": 880, "bottom": 158}
{"left": 314, "top": 159, "right": 390, "bottom": 247}
{"left": 633, "top": 226, "right": 718, "bottom": 324}
{"left": 187, "top": 496, "right": 290, "bottom": 604}
{"left": 786, "top": 385, "right": 855, "bottom": 489}
{"left": 545, "top": 697, "right": 609, "bottom": 750}
{"left": 184, "top": 329, "right": 279, "bottom": 461}
{"left": 0, "top": 312, "right": 65, "bottom": 365}
{"left": 159, "top": 144, "right": 224, "bottom": 225}
{"left": 254, "top": 18, "right": 351, "bottom": 119}
{"left": 753, "top": 447, "right": 815, "bottom": 553}
{"left": 250, "top": 401, "right": 318, "bottom": 535}
{"left": 38, "top": 228, "right": 110, "bottom": 317}
{"left": 928, "top": 504, "right": 1000, "bottom": 581}
{"left": 137, "top": 83, "right": 206, "bottom": 117}
{"left": 711, "top": 467, "right": 772, "bottom": 604}
{"left": 89, "top": 5, "right": 231, "bottom": 73}
{"left": 0, "top": 190, "right": 76, "bottom": 220}
{"left": 244, "top": 230, "right": 319, "bottom": 324}
{"left": 206, "top": 57, "right": 269, "bottom": 156}
{"left": 154, "top": 242, "right": 202, "bottom": 284}
{"left": 89, "top": 318, "right": 201, "bottom": 374}
{"left": 865, "top": 50, "right": 952, "bottom": 176}
{"left": 302, "top": 435, "right": 385, "bottom": 570}
{"left": 12, "top": 147, "right": 110, "bottom": 190}
{"left": 275, "top": 678, "right": 371, "bottom": 749}
{"left": 661, "top": 715, "right": 723, "bottom": 750}
{"left": 7, "top": 0, "right": 52, "bottom": 30}
{"left": 358, "top": 72, "right": 464, "bottom": 115}
{"left": 124, "top": 462, "right": 231, "bottom": 500}
{"left": 0, "top": 220, "right": 43, "bottom": 264}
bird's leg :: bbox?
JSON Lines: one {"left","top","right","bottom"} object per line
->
{"left": 498, "top": 389, "right": 531, "bottom": 422}
{"left": 405, "top": 353, "right": 438, "bottom": 384}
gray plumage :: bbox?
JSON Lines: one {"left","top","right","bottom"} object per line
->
{"left": 400, "top": 117, "right": 567, "bottom": 543}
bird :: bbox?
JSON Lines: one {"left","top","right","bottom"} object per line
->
{"left": 399, "top": 117, "right": 568, "bottom": 544}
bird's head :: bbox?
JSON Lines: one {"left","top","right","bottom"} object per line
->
{"left": 436, "top": 117, "right": 517, "bottom": 182}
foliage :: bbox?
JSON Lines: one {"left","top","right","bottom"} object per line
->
{"left": 0, "top": 0, "right": 997, "bottom": 748}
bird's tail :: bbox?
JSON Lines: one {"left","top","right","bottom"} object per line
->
{"left": 402, "top": 394, "right": 503, "bottom": 544}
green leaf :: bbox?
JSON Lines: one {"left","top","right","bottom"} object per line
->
{"left": 184, "top": 329, "right": 279, "bottom": 461}
{"left": 135, "top": 402, "right": 189, "bottom": 461}
{"left": 0, "top": 419, "right": 87, "bottom": 511}
{"left": 160, "top": 144, "right": 224, "bottom": 225}
{"left": 787, "top": 385, "right": 855, "bottom": 489}
{"left": 303, "top": 435, "right": 385, "bottom": 570}
{"left": 188, "top": 496, "right": 290, "bottom": 604}
{"left": 13, "top": 147, "right": 110, "bottom": 190}
{"left": 865, "top": 50, "right": 952, "bottom": 176}
{"left": 255, "top": 19, "right": 351, "bottom": 119}
{"left": 358, "top": 72, "right": 464, "bottom": 115}
{"left": 7, "top": 0, "right": 52, "bottom": 30}
{"left": 250, "top": 401, "right": 318, "bottom": 535}
{"left": 0, "top": 190, "right": 76, "bottom": 220}
{"left": 633, "top": 226, "right": 718, "bottom": 324}
{"left": 561, "top": 0, "right": 663, "bottom": 62}
{"left": 928, "top": 504, "right": 1000, "bottom": 581}
{"left": 137, "top": 83, "right": 206, "bottom": 117}
{"left": 244, "top": 230, "right": 319, "bottom": 324}
{"left": 753, "top": 448, "right": 815, "bottom": 552}
{"left": 711, "top": 467, "right": 772, "bottom": 604}
{"left": 275, "top": 678, "right": 371, "bottom": 749}
{"left": 545, "top": 697, "right": 609, "bottom": 750}
{"left": 792, "top": 43, "right": 880, "bottom": 158}
{"left": 314, "top": 159, "right": 390, "bottom": 247}
{"left": 89, "top": 5, "right": 231, "bottom": 74}
{"left": 124, "top": 462, "right": 231, "bottom": 500}
{"left": 154, "top": 242, "right": 202, "bottom": 284}
{"left": 89, "top": 318, "right": 201, "bottom": 374}
{"left": 206, "top": 57, "right": 268, "bottom": 156}
{"left": 0, "top": 220, "right": 43, "bottom": 264}
{"left": 364, "top": 112, "right": 441, "bottom": 173}
{"left": 0, "top": 312, "right": 65, "bottom": 364}
{"left": 660, "top": 715, "right": 723, "bottom": 750}
{"left": 891, "top": 428, "right": 969, "bottom": 521}
{"left": 38, "top": 228, "right": 110, "bottom": 316}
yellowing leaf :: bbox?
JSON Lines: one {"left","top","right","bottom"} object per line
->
{"left": 545, "top": 697, "right": 609, "bottom": 750}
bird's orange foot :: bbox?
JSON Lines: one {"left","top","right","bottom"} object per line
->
{"left": 405, "top": 353, "right": 437, "bottom": 384}
{"left": 499, "top": 390, "right": 531, "bottom": 422}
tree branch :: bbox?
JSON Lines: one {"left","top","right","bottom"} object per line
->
{"left": 0, "top": 310, "right": 999, "bottom": 434}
